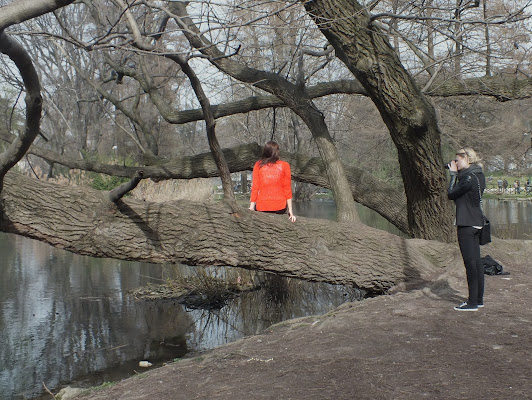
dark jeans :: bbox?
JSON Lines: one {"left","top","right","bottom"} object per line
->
{"left": 261, "top": 207, "right": 287, "bottom": 215}
{"left": 457, "top": 226, "right": 484, "bottom": 306}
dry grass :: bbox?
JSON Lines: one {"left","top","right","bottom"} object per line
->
{"left": 23, "top": 166, "right": 215, "bottom": 202}
{"left": 24, "top": 166, "right": 93, "bottom": 187}
{"left": 131, "top": 178, "right": 214, "bottom": 203}
{"left": 130, "top": 267, "right": 258, "bottom": 309}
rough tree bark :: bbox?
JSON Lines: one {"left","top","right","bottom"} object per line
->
{"left": 303, "top": 0, "right": 455, "bottom": 242}
{"left": 0, "top": 172, "right": 456, "bottom": 294}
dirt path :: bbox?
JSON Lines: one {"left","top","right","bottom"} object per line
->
{"left": 70, "top": 239, "right": 532, "bottom": 400}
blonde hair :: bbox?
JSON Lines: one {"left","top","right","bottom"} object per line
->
{"left": 456, "top": 147, "right": 482, "bottom": 166}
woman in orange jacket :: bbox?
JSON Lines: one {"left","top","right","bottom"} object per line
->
{"left": 249, "top": 141, "right": 296, "bottom": 222}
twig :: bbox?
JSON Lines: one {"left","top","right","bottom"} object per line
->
{"left": 42, "top": 382, "right": 56, "bottom": 399}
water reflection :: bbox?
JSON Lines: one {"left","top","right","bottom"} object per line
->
{"left": 484, "top": 199, "right": 532, "bottom": 239}
{"left": 294, "top": 199, "right": 404, "bottom": 236}
{"left": 0, "top": 236, "right": 360, "bottom": 399}
{"left": 183, "top": 272, "right": 362, "bottom": 352}
{"left": 0, "top": 235, "right": 190, "bottom": 400}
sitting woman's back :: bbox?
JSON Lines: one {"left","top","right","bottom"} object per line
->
{"left": 249, "top": 141, "right": 296, "bottom": 222}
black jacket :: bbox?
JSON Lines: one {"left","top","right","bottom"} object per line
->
{"left": 447, "top": 164, "right": 485, "bottom": 227}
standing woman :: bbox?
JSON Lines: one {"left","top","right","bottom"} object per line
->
{"left": 447, "top": 147, "right": 486, "bottom": 311}
{"left": 249, "top": 141, "right": 296, "bottom": 222}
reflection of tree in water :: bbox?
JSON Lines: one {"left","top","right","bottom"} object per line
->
{"left": 261, "top": 273, "right": 290, "bottom": 304}
{"left": 0, "top": 234, "right": 194, "bottom": 399}
{"left": 181, "top": 267, "right": 365, "bottom": 352}
{"left": 256, "top": 272, "right": 365, "bottom": 320}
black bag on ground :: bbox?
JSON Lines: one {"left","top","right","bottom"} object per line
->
{"left": 479, "top": 218, "right": 491, "bottom": 245}
{"left": 481, "top": 255, "right": 509, "bottom": 275}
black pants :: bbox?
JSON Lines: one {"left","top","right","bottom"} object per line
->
{"left": 457, "top": 226, "right": 484, "bottom": 306}
{"left": 261, "top": 207, "right": 287, "bottom": 215}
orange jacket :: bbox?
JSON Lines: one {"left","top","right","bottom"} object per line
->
{"left": 250, "top": 160, "right": 292, "bottom": 211}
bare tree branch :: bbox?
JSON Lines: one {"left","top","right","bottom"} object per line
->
{"left": 0, "top": 31, "right": 43, "bottom": 192}
{"left": 109, "top": 170, "right": 143, "bottom": 202}
{"left": 0, "top": 0, "right": 75, "bottom": 30}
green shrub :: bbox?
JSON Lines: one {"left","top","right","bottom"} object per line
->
{"left": 89, "top": 173, "right": 129, "bottom": 191}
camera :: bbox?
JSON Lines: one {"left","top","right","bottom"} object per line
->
{"left": 444, "top": 160, "right": 456, "bottom": 169}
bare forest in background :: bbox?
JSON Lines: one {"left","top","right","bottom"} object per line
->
{"left": 1, "top": 0, "right": 530, "bottom": 188}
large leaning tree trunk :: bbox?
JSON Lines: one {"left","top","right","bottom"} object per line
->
{"left": 0, "top": 172, "right": 458, "bottom": 294}
{"left": 304, "top": 0, "right": 455, "bottom": 242}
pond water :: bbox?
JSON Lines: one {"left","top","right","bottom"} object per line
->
{"left": 483, "top": 199, "right": 532, "bottom": 239}
{"left": 0, "top": 199, "right": 530, "bottom": 399}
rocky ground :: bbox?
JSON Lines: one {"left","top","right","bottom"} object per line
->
{"left": 66, "top": 239, "right": 532, "bottom": 400}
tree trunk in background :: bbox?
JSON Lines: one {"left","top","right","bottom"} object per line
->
{"left": 484, "top": 1, "right": 492, "bottom": 77}
{"left": 454, "top": 0, "right": 463, "bottom": 78}
{"left": 426, "top": 0, "right": 435, "bottom": 76}
{"left": 303, "top": 0, "right": 455, "bottom": 242}
{"left": 0, "top": 172, "right": 457, "bottom": 294}
{"left": 241, "top": 172, "right": 248, "bottom": 194}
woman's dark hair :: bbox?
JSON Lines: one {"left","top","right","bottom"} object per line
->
{"left": 259, "top": 141, "right": 280, "bottom": 166}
